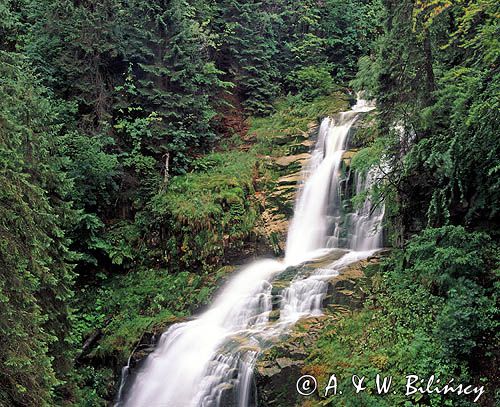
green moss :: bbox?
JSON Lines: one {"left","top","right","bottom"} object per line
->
{"left": 141, "top": 92, "right": 352, "bottom": 272}
{"left": 249, "top": 91, "right": 350, "bottom": 156}
{"left": 149, "top": 151, "right": 259, "bottom": 270}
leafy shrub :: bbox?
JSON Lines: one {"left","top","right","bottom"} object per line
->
{"left": 289, "top": 65, "right": 334, "bottom": 100}
{"left": 74, "top": 269, "right": 221, "bottom": 359}
{"left": 400, "top": 226, "right": 496, "bottom": 294}
{"left": 435, "top": 281, "right": 497, "bottom": 359}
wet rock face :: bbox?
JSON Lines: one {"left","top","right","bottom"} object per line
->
{"left": 256, "top": 360, "right": 303, "bottom": 407}
{"left": 255, "top": 316, "right": 329, "bottom": 407}
{"left": 258, "top": 123, "right": 319, "bottom": 255}
{"left": 253, "top": 109, "right": 383, "bottom": 405}
{"left": 323, "top": 257, "right": 368, "bottom": 311}
{"left": 347, "top": 111, "right": 376, "bottom": 149}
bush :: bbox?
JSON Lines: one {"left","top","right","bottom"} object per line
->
{"left": 400, "top": 226, "right": 496, "bottom": 294}
{"left": 289, "top": 65, "right": 334, "bottom": 100}
{"left": 435, "top": 281, "right": 497, "bottom": 359}
{"left": 146, "top": 151, "right": 259, "bottom": 270}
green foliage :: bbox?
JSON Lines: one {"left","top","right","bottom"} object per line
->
{"left": 60, "top": 131, "right": 119, "bottom": 211}
{"left": 310, "top": 4, "right": 500, "bottom": 401}
{"left": 117, "top": 0, "right": 228, "bottom": 170}
{"left": 214, "top": 0, "right": 279, "bottom": 115}
{"left": 418, "top": 63, "right": 499, "bottom": 225}
{"left": 321, "top": 0, "right": 385, "bottom": 80}
{"left": 90, "top": 220, "right": 142, "bottom": 267}
{"left": 210, "top": 0, "right": 383, "bottom": 113}
{"left": 398, "top": 226, "right": 495, "bottom": 292}
{"left": 270, "top": 0, "right": 384, "bottom": 91}
{"left": 0, "top": 0, "right": 497, "bottom": 405}
{"left": 435, "top": 281, "right": 496, "bottom": 359}
{"left": 24, "top": 0, "right": 126, "bottom": 126}
{"left": 351, "top": 0, "right": 499, "bottom": 236}
{"left": 289, "top": 65, "right": 334, "bottom": 100}
{"left": 249, "top": 91, "right": 350, "bottom": 156}
{"left": 147, "top": 151, "right": 258, "bottom": 270}
{"left": 391, "top": 226, "right": 499, "bottom": 359}
{"left": 350, "top": 55, "right": 381, "bottom": 98}
{"left": 305, "top": 226, "right": 498, "bottom": 406}
{"left": 0, "top": 0, "right": 30, "bottom": 50}
{"left": 76, "top": 269, "right": 213, "bottom": 357}
{"left": 0, "top": 51, "right": 76, "bottom": 406}
{"left": 113, "top": 107, "right": 163, "bottom": 203}
{"left": 73, "top": 366, "right": 114, "bottom": 407}
{"left": 25, "top": 0, "right": 227, "bottom": 171}
{"left": 70, "top": 265, "right": 229, "bottom": 404}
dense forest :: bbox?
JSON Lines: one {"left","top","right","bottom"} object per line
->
{"left": 0, "top": 0, "right": 498, "bottom": 406}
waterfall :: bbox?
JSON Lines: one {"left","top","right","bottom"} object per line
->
{"left": 285, "top": 99, "right": 377, "bottom": 264}
{"left": 116, "top": 97, "right": 384, "bottom": 407}
{"left": 119, "top": 259, "right": 284, "bottom": 407}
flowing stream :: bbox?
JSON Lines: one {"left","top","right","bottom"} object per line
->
{"left": 117, "top": 97, "right": 384, "bottom": 407}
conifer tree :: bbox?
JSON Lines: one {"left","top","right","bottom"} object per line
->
{"left": 214, "top": 0, "right": 279, "bottom": 115}
{"left": 25, "top": 0, "right": 125, "bottom": 129}
{"left": 0, "top": 50, "right": 76, "bottom": 406}
{"left": 118, "top": 0, "right": 226, "bottom": 170}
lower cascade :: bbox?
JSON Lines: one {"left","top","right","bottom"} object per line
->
{"left": 116, "top": 97, "right": 384, "bottom": 407}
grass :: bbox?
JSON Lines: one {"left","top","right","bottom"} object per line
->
{"left": 248, "top": 91, "right": 350, "bottom": 156}
{"left": 149, "top": 151, "right": 259, "bottom": 270}
{"left": 298, "top": 229, "right": 499, "bottom": 407}
{"left": 160, "top": 151, "right": 257, "bottom": 229}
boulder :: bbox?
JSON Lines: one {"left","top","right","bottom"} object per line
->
{"left": 347, "top": 111, "right": 377, "bottom": 148}
{"left": 288, "top": 139, "right": 315, "bottom": 155}
{"left": 341, "top": 148, "right": 359, "bottom": 167}
{"left": 255, "top": 316, "right": 331, "bottom": 407}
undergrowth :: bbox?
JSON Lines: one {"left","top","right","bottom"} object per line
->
{"left": 249, "top": 91, "right": 350, "bottom": 156}
{"left": 302, "top": 226, "right": 499, "bottom": 407}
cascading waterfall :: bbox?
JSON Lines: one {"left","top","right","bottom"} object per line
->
{"left": 285, "top": 100, "right": 377, "bottom": 264}
{"left": 348, "top": 169, "right": 385, "bottom": 251}
{"left": 119, "top": 259, "right": 283, "bottom": 407}
{"left": 117, "top": 97, "right": 384, "bottom": 407}
{"left": 277, "top": 99, "right": 382, "bottom": 323}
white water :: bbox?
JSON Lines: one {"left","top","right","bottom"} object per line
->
{"left": 285, "top": 99, "right": 377, "bottom": 264}
{"left": 121, "top": 259, "right": 284, "bottom": 407}
{"left": 118, "top": 97, "right": 383, "bottom": 407}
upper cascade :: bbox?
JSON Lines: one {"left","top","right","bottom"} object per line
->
{"left": 285, "top": 97, "right": 378, "bottom": 265}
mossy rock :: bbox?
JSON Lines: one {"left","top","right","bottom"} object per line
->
{"left": 288, "top": 139, "right": 315, "bottom": 155}
{"left": 255, "top": 316, "right": 331, "bottom": 407}
{"left": 255, "top": 251, "right": 390, "bottom": 406}
{"left": 341, "top": 148, "right": 359, "bottom": 167}
{"left": 347, "top": 111, "right": 378, "bottom": 148}
{"left": 273, "top": 153, "right": 310, "bottom": 175}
